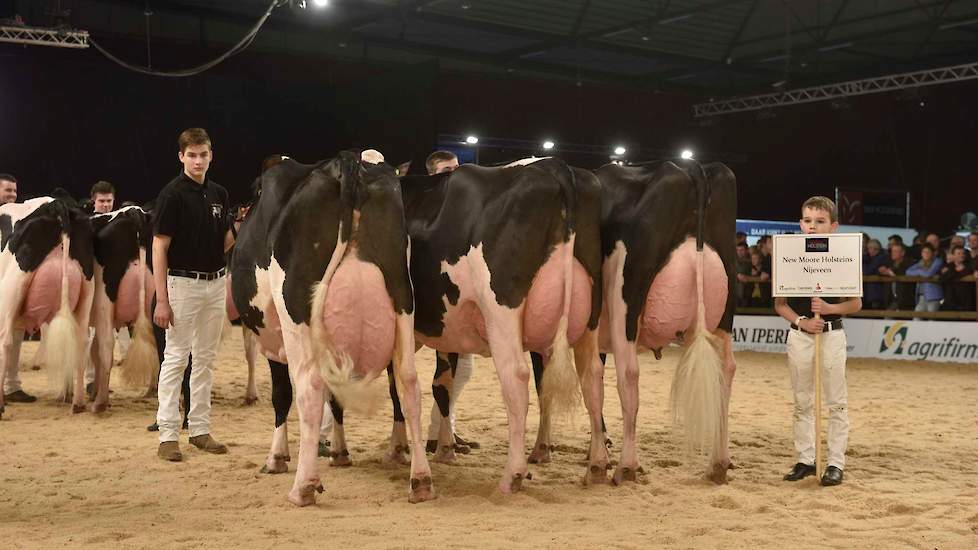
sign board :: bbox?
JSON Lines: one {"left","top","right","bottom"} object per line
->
{"left": 772, "top": 233, "right": 863, "bottom": 297}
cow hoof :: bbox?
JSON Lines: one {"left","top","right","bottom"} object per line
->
{"left": 287, "top": 481, "right": 324, "bottom": 507}
{"left": 433, "top": 445, "right": 456, "bottom": 464}
{"left": 501, "top": 472, "right": 530, "bottom": 494}
{"left": 612, "top": 465, "right": 644, "bottom": 486}
{"left": 408, "top": 476, "right": 435, "bottom": 503}
{"left": 91, "top": 402, "right": 108, "bottom": 414}
{"left": 71, "top": 404, "right": 86, "bottom": 414}
{"left": 708, "top": 462, "right": 730, "bottom": 485}
{"left": 242, "top": 396, "right": 258, "bottom": 406}
{"left": 329, "top": 450, "right": 352, "bottom": 467}
{"left": 384, "top": 445, "right": 410, "bottom": 465}
{"left": 528, "top": 443, "right": 551, "bottom": 464}
{"left": 260, "top": 455, "right": 290, "bottom": 474}
{"left": 584, "top": 464, "right": 609, "bottom": 485}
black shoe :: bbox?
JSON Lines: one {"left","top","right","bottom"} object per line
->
{"left": 86, "top": 382, "right": 96, "bottom": 401}
{"left": 4, "top": 390, "right": 37, "bottom": 403}
{"left": 181, "top": 419, "right": 189, "bottom": 430}
{"left": 147, "top": 422, "right": 159, "bottom": 432}
{"left": 318, "top": 440, "right": 331, "bottom": 458}
{"left": 425, "top": 440, "right": 437, "bottom": 454}
{"left": 783, "top": 462, "right": 816, "bottom": 481}
{"left": 820, "top": 466, "right": 844, "bottom": 486}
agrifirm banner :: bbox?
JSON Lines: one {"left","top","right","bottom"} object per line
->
{"left": 731, "top": 316, "right": 978, "bottom": 364}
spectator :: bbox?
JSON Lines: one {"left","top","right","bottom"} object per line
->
{"left": 0, "top": 173, "right": 17, "bottom": 204}
{"left": 907, "top": 234, "right": 923, "bottom": 262}
{"left": 734, "top": 241, "right": 751, "bottom": 307}
{"left": 735, "top": 231, "right": 747, "bottom": 247}
{"left": 748, "top": 245, "right": 771, "bottom": 307}
{"left": 949, "top": 234, "right": 966, "bottom": 253}
{"left": 906, "top": 243, "right": 943, "bottom": 313}
{"left": 968, "top": 231, "right": 978, "bottom": 263}
{"left": 879, "top": 242, "right": 916, "bottom": 310}
{"left": 939, "top": 245, "right": 976, "bottom": 312}
{"left": 925, "top": 232, "right": 942, "bottom": 258}
{"left": 862, "top": 239, "right": 887, "bottom": 310}
{"left": 887, "top": 234, "right": 904, "bottom": 252}
{"left": 425, "top": 151, "right": 459, "bottom": 175}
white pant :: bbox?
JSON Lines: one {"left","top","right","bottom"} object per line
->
{"left": 3, "top": 331, "right": 24, "bottom": 394}
{"left": 787, "top": 328, "right": 850, "bottom": 470}
{"left": 427, "top": 353, "right": 474, "bottom": 439}
{"left": 157, "top": 275, "right": 226, "bottom": 443}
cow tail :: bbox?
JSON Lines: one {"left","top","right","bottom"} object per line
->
{"left": 670, "top": 162, "right": 726, "bottom": 467}
{"left": 46, "top": 233, "right": 80, "bottom": 400}
{"left": 121, "top": 244, "right": 157, "bottom": 388}
{"left": 540, "top": 163, "right": 582, "bottom": 422}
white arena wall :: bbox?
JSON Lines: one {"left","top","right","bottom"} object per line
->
{"left": 732, "top": 315, "right": 978, "bottom": 364}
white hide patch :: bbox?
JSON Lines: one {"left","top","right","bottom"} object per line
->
{"left": 91, "top": 205, "right": 146, "bottom": 223}
{"left": 503, "top": 156, "right": 550, "bottom": 168}
{"left": 361, "top": 149, "right": 385, "bottom": 164}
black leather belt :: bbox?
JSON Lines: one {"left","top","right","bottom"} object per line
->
{"left": 791, "top": 319, "right": 844, "bottom": 333}
{"left": 168, "top": 267, "right": 226, "bottom": 281}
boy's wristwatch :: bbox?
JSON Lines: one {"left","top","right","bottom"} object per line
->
{"left": 794, "top": 315, "right": 807, "bottom": 327}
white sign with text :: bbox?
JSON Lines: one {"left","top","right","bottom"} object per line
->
{"left": 772, "top": 233, "right": 863, "bottom": 297}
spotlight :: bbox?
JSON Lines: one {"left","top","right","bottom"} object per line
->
{"left": 465, "top": 135, "right": 479, "bottom": 145}
{"left": 311, "top": 0, "right": 329, "bottom": 7}
{"left": 680, "top": 149, "right": 694, "bottom": 160}
{"left": 542, "top": 140, "right": 555, "bottom": 150}
{"left": 614, "top": 145, "right": 627, "bottom": 156}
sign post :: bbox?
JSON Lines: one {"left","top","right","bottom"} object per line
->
{"left": 772, "top": 233, "right": 863, "bottom": 481}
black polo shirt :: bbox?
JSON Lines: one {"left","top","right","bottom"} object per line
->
{"left": 787, "top": 296, "right": 843, "bottom": 322}
{"left": 154, "top": 171, "right": 229, "bottom": 273}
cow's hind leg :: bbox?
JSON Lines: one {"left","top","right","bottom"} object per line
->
{"left": 385, "top": 363, "right": 410, "bottom": 465}
{"left": 287, "top": 360, "right": 326, "bottom": 506}
{"left": 576, "top": 331, "right": 610, "bottom": 485}
{"left": 326, "top": 394, "right": 351, "bottom": 467}
{"left": 431, "top": 352, "right": 458, "bottom": 463}
{"left": 708, "top": 329, "right": 736, "bottom": 484}
{"left": 261, "top": 359, "right": 292, "bottom": 474}
{"left": 528, "top": 351, "right": 552, "bottom": 464}
{"left": 484, "top": 308, "right": 531, "bottom": 494}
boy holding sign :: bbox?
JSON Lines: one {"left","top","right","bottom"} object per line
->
{"left": 774, "top": 196, "right": 862, "bottom": 486}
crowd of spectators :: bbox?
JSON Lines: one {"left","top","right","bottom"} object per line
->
{"left": 735, "top": 230, "right": 978, "bottom": 315}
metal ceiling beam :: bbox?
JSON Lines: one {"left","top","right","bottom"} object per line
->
{"left": 0, "top": 25, "right": 89, "bottom": 48}
{"left": 722, "top": 0, "right": 760, "bottom": 61}
{"left": 911, "top": 0, "right": 953, "bottom": 60}
{"left": 692, "top": 61, "right": 978, "bottom": 117}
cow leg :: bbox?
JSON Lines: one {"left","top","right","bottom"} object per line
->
{"left": 390, "top": 313, "right": 434, "bottom": 503}
{"left": 262, "top": 359, "right": 292, "bottom": 474}
{"left": 575, "top": 331, "right": 610, "bottom": 485}
{"left": 608, "top": 307, "right": 642, "bottom": 485}
{"left": 31, "top": 323, "right": 47, "bottom": 370}
{"left": 327, "top": 394, "right": 351, "bottom": 467}
{"left": 708, "top": 329, "right": 737, "bottom": 484}
{"left": 0, "top": 308, "right": 27, "bottom": 419}
{"left": 242, "top": 327, "right": 258, "bottom": 406}
{"left": 70, "top": 276, "right": 96, "bottom": 413}
{"left": 528, "top": 351, "right": 552, "bottom": 464}
{"left": 91, "top": 328, "right": 114, "bottom": 413}
{"left": 431, "top": 352, "right": 457, "bottom": 463}
{"left": 385, "top": 363, "right": 410, "bottom": 465}
{"left": 287, "top": 358, "right": 326, "bottom": 506}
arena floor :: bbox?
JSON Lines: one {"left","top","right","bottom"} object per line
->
{"left": 2, "top": 331, "right": 976, "bottom": 549}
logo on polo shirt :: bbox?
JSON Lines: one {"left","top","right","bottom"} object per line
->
{"left": 211, "top": 203, "right": 223, "bottom": 219}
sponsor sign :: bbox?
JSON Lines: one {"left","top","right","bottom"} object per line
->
{"left": 732, "top": 316, "right": 978, "bottom": 364}
{"left": 772, "top": 233, "right": 863, "bottom": 297}
{"left": 836, "top": 188, "right": 909, "bottom": 227}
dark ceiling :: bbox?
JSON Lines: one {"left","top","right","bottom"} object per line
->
{"left": 11, "top": 0, "right": 978, "bottom": 94}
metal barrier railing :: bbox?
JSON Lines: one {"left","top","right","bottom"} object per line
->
{"left": 736, "top": 274, "right": 978, "bottom": 321}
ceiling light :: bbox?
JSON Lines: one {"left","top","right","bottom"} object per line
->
{"left": 465, "top": 135, "right": 479, "bottom": 144}
{"left": 614, "top": 146, "right": 627, "bottom": 156}
{"left": 680, "top": 149, "right": 694, "bottom": 160}
{"left": 542, "top": 140, "right": 555, "bottom": 150}
{"left": 311, "top": 0, "right": 329, "bottom": 7}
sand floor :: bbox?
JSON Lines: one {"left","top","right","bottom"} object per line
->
{"left": 1, "top": 331, "right": 976, "bottom": 549}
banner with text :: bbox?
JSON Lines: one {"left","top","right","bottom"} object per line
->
{"left": 731, "top": 316, "right": 978, "bottom": 364}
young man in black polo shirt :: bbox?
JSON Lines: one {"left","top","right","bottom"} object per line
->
{"left": 153, "top": 128, "right": 234, "bottom": 461}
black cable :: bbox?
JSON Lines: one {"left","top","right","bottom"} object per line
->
{"left": 88, "top": 0, "right": 283, "bottom": 78}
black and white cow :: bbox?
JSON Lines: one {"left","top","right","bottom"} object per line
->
{"left": 231, "top": 150, "right": 432, "bottom": 506}
{"left": 593, "top": 160, "right": 738, "bottom": 483}
{"left": 398, "top": 157, "right": 603, "bottom": 492}
{"left": 87, "top": 206, "right": 158, "bottom": 412}
{"left": 0, "top": 197, "right": 96, "bottom": 417}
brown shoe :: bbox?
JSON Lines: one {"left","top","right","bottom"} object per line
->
{"left": 189, "top": 434, "right": 228, "bottom": 454}
{"left": 158, "top": 441, "right": 183, "bottom": 462}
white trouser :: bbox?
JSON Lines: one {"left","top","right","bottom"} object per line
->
{"left": 84, "top": 328, "right": 96, "bottom": 386}
{"left": 427, "top": 353, "right": 474, "bottom": 439}
{"left": 320, "top": 401, "right": 334, "bottom": 442}
{"left": 787, "top": 328, "right": 850, "bottom": 470}
{"left": 3, "top": 331, "right": 24, "bottom": 394}
{"left": 157, "top": 275, "right": 226, "bottom": 443}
